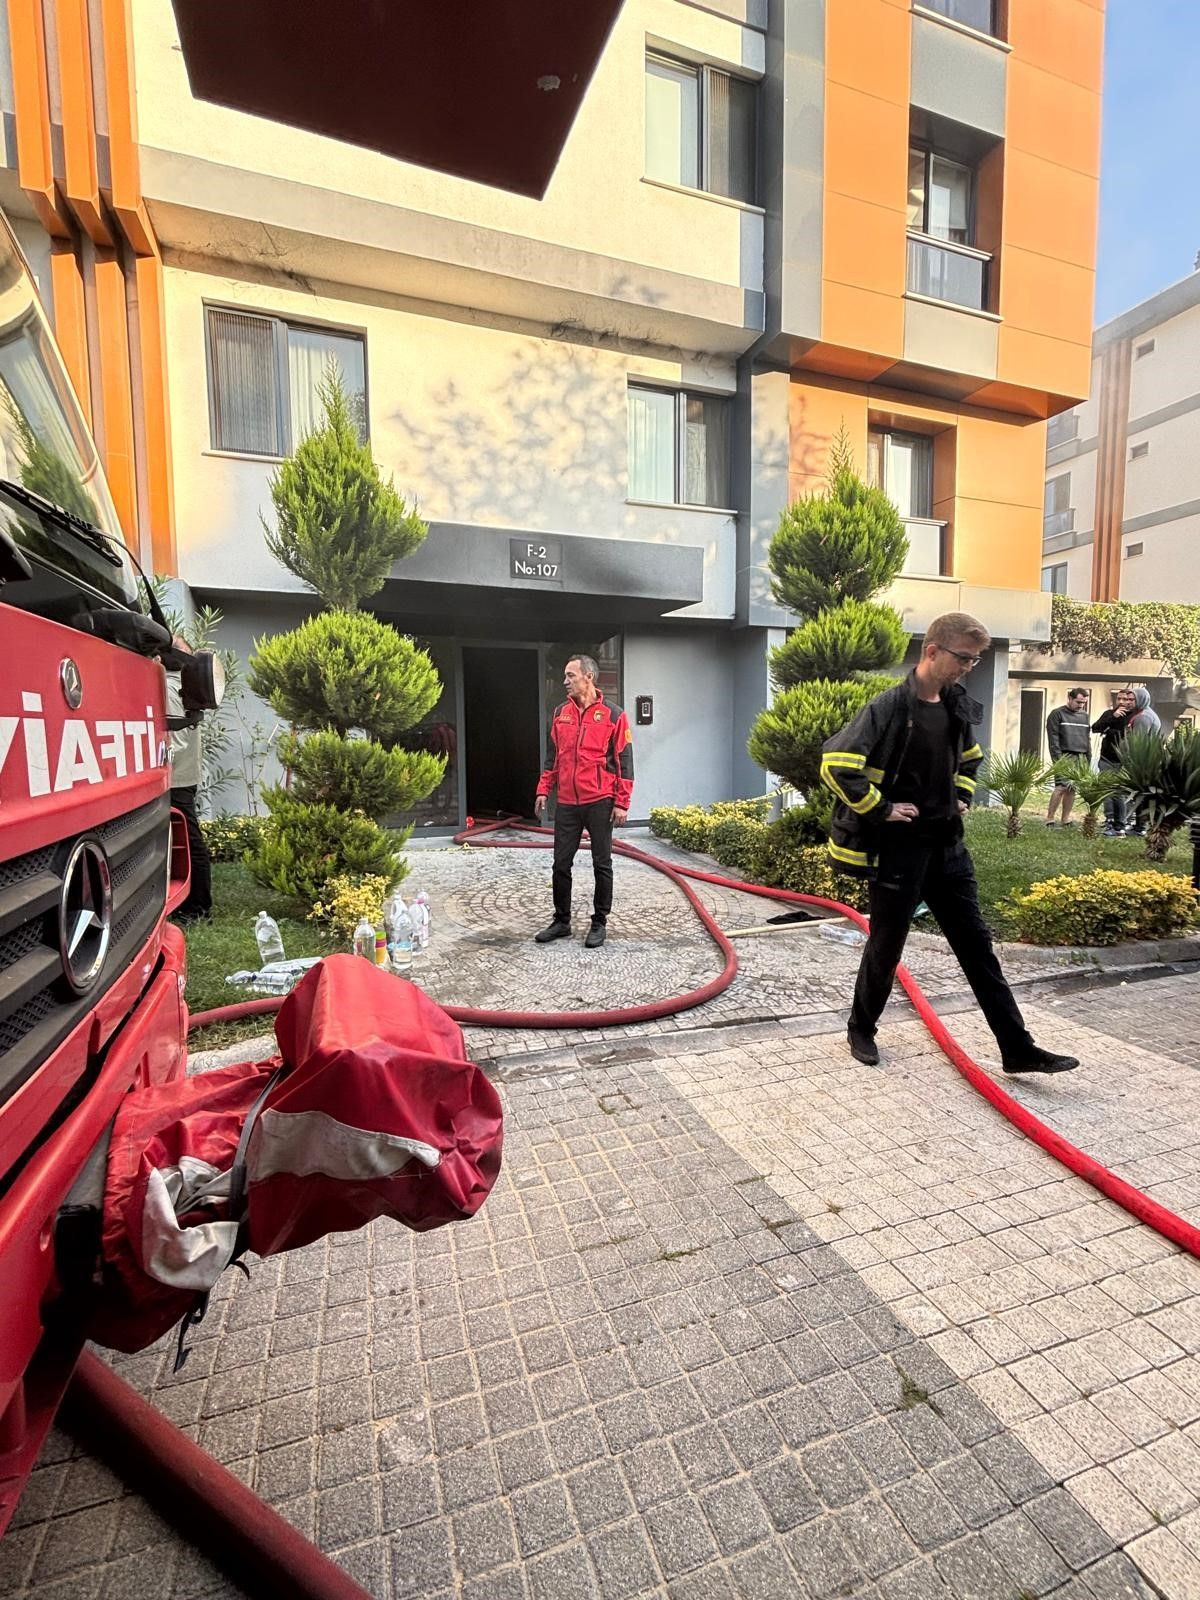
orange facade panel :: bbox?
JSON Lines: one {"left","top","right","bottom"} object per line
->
{"left": 822, "top": 191, "right": 906, "bottom": 300}
{"left": 1006, "top": 0, "right": 1105, "bottom": 91}
{"left": 93, "top": 250, "right": 138, "bottom": 546}
{"left": 1002, "top": 150, "right": 1100, "bottom": 272}
{"left": 951, "top": 498, "right": 1042, "bottom": 591}
{"left": 824, "top": 0, "right": 910, "bottom": 103}
{"left": 821, "top": 281, "right": 904, "bottom": 364}
{"left": 998, "top": 324, "right": 1092, "bottom": 403}
{"left": 1006, "top": 61, "right": 1102, "bottom": 178}
{"left": 49, "top": 242, "right": 91, "bottom": 425}
{"left": 823, "top": 82, "right": 910, "bottom": 212}
{"left": 999, "top": 247, "right": 1096, "bottom": 349}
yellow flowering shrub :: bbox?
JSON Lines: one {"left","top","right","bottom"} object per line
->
{"left": 309, "top": 873, "right": 391, "bottom": 944}
{"left": 1008, "top": 870, "right": 1199, "bottom": 947}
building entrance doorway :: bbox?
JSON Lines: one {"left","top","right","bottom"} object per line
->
{"left": 462, "top": 646, "right": 541, "bottom": 820}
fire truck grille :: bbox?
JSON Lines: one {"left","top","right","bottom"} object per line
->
{"left": 0, "top": 795, "right": 170, "bottom": 1110}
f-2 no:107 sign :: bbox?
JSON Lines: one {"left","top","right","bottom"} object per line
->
{"left": 510, "top": 538, "right": 563, "bottom": 584}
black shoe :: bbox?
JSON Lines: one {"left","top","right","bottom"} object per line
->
{"left": 847, "top": 1027, "right": 879, "bottom": 1067}
{"left": 535, "top": 920, "right": 571, "bottom": 943}
{"left": 584, "top": 921, "right": 607, "bottom": 949}
{"left": 1002, "top": 1047, "right": 1080, "bottom": 1075}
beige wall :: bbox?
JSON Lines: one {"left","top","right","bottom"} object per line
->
{"left": 130, "top": 0, "right": 764, "bottom": 301}
{"left": 1126, "top": 302, "right": 1200, "bottom": 419}
{"left": 163, "top": 264, "right": 738, "bottom": 618}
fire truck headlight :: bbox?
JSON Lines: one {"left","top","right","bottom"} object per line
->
{"left": 179, "top": 650, "right": 226, "bottom": 713}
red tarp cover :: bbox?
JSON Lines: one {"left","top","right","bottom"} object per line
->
{"left": 91, "top": 957, "right": 503, "bottom": 1352}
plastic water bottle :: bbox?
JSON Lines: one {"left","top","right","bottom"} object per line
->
{"left": 411, "top": 892, "right": 431, "bottom": 952}
{"left": 255, "top": 911, "right": 285, "bottom": 965}
{"left": 387, "top": 898, "right": 414, "bottom": 973}
{"left": 352, "top": 915, "right": 375, "bottom": 960}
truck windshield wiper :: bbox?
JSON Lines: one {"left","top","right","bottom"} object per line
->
{"left": 0, "top": 476, "right": 124, "bottom": 567}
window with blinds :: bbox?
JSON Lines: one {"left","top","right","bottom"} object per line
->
{"left": 206, "top": 308, "right": 367, "bottom": 456}
{"left": 644, "top": 55, "right": 758, "bottom": 205}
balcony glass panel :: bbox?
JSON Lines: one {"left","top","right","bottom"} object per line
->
{"left": 901, "top": 518, "right": 946, "bottom": 578}
{"left": 1043, "top": 508, "right": 1075, "bottom": 539}
{"left": 907, "top": 235, "right": 988, "bottom": 311}
{"left": 919, "top": 0, "right": 996, "bottom": 37}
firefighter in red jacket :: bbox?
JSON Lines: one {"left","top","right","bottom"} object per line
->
{"left": 534, "top": 654, "right": 634, "bottom": 948}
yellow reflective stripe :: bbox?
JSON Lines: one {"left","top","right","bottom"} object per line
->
{"left": 823, "top": 751, "right": 866, "bottom": 768}
{"left": 955, "top": 774, "right": 977, "bottom": 793}
{"left": 828, "top": 841, "right": 869, "bottom": 867}
{"left": 820, "top": 762, "right": 882, "bottom": 815}
{"left": 961, "top": 743, "right": 983, "bottom": 761}
{"left": 864, "top": 766, "right": 884, "bottom": 782}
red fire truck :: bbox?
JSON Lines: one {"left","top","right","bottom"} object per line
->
{"left": 0, "top": 214, "right": 222, "bottom": 1533}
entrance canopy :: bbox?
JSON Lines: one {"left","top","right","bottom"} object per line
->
{"left": 169, "top": 0, "right": 625, "bottom": 199}
{"left": 379, "top": 522, "right": 706, "bottom": 638}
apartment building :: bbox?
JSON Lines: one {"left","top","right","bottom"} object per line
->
{"left": 0, "top": 0, "right": 1103, "bottom": 824}
{"left": 1043, "top": 269, "right": 1200, "bottom": 605}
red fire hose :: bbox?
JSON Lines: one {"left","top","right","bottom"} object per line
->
{"left": 188, "top": 816, "right": 1200, "bottom": 1262}
{"left": 88, "top": 818, "right": 1193, "bottom": 1598}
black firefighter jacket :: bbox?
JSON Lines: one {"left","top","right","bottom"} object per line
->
{"left": 819, "top": 675, "right": 985, "bottom": 876}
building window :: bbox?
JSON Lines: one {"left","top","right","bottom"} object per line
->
{"left": 1043, "top": 473, "right": 1073, "bottom": 537}
{"left": 1126, "top": 542, "right": 1144, "bottom": 558}
{"left": 1047, "top": 410, "right": 1080, "bottom": 449}
{"left": 206, "top": 307, "right": 367, "bottom": 457}
{"left": 1135, "top": 339, "right": 1156, "bottom": 359}
{"left": 867, "top": 428, "right": 945, "bottom": 575}
{"left": 1130, "top": 441, "right": 1149, "bottom": 460}
{"left": 906, "top": 146, "right": 990, "bottom": 311}
{"left": 627, "top": 384, "right": 731, "bottom": 508}
{"left": 1041, "top": 563, "right": 1068, "bottom": 594}
{"left": 644, "top": 55, "right": 757, "bottom": 204}
{"left": 918, "top": 0, "right": 998, "bottom": 35}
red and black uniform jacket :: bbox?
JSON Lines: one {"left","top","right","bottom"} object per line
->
{"left": 537, "top": 694, "right": 634, "bottom": 810}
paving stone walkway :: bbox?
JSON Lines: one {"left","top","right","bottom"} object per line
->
{"left": 2, "top": 837, "right": 1198, "bottom": 1599}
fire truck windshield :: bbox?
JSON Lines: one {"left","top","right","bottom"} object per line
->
{"left": 0, "top": 217, "right": 141, "bottom": 614}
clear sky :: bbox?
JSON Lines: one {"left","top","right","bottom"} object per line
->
{"left": 1095, "top": 0, "right": 1200, "bottom": 325}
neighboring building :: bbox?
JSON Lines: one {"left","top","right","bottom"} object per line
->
{"left": 1043, "top": 269, "right": 1200, "bottom": 605}
{"left": 0, "top": 0, "right": 1103, "bottom": 824}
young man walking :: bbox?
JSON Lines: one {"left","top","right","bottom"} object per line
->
{"left": 1044, "top": 687, "right": 1091, "bottom": 826}
{"left": 821, "top": 612, "right": 1079, "bottom": 1076}
{"left": 533, "top": 655, "right": 633, "bottom": 949}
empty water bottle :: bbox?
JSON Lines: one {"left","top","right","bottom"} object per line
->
{"left": 352, "top": 915, "right": 375, "bottom": 960}
{"left": 817, "top": 920, "right": 864, "bottom": 947}
{"left": 255, "top": 911, "right": 285, "bottom": 965}
{"left": 410, "top": 891, "right": 431, "bottom": 952}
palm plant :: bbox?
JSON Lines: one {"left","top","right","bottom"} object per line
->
{"left": 981, "top": 750, "right": 1050, "bottom": 838}
{"left": 1119, "top": 725, "right": 1200, "bottom": 862}
{"left": 1050, "top": 756, "right": 1124, "bottom": 839}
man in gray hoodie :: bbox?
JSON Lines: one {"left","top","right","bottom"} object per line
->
{"left": 1122, "top": 685, "right": 1162, "bottom": 839}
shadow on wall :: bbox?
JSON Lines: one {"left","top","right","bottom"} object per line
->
{"left": 743, "top": 388, "right": 822, "bottom": 620}
{"left": 387, "top": 337, "right": 729, "bottom": 541}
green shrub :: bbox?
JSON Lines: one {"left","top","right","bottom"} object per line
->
{"left": 649, "top": 798, "right": 770, "bottom": 854}
{"left": 757, "top": 839, "right": 869, "bottom": 912}
{"left": 248, "top": 796, "right": 408, "bottom": 904}
{"left": 278, "top": 730, "right": 446, "bottom": 816}
{"left": 1008, "top": 869, "right": 1199, "bottom": 947}
{"left": 709, "top": 797, "right": 772, "bottom": 824}
{"left": 200, "top": 814, "right": 267, "bottom": 863}
{"left": 710, "top": 817, "right": 771, "bottom": 877}
{"left": 248, "top": 609, "right": 440, "bottom": 743}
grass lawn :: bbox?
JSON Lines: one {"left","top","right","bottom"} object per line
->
{"left": 966, "top": 805, "right": 1194, "bottom": 935}
{"left": 182, "top": 863, "right": 338, "bottom": 1050}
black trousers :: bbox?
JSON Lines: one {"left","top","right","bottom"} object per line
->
{"left": 171, "top": 785, "right": 213, "bottom": 916}
{"left": 552, "top": 799, "right": 614, "bottom": 924}
{"left": 849, "top": 832, "right": 1033, "bottom": 1058}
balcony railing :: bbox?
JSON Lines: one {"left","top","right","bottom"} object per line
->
{"left": 901, "top": 517, "right": 948, "bottom": 578}
{"left": 917, "top": 0, "right": 998, "bottom": 38}
{"left": 1043, "top": 507, "right": 1075, "bottom": 540}
{"left": 906, "top": 233, "right": 991, "bottom": 313}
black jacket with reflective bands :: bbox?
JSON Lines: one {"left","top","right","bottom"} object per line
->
{"left": 819, "top": 675, "right": 985, "bottom": 877}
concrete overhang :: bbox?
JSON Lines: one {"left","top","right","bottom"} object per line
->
{"left": 376, "top": 522, "right": 705, "bottom": 637}
{"left": 168, "top": 0, "right": 624, "bottom": 200}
